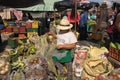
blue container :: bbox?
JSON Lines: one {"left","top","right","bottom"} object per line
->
{"left": 0, "top": 24, "right": 4, "bottom": 30}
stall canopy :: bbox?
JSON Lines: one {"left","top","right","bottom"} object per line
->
{"left": 0, "top": 0, "right": 44, "bottom": 8}
{"left": 15, "top": 0, "right": 62, "bottom": 11}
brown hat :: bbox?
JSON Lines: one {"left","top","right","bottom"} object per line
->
{"left": 100, "top": 2, "right": 107, "bottom": 9}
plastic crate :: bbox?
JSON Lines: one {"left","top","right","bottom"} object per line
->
{"left": 25, "top": 22, "right": 32, "bottom": 28}
{"left": 18, "top": 26, "right": 26, "bottom": 33}
{"left": 5, "top": 27, "right": 13, "bottom": 33}
{"left": 27, "top": 32, "right": 38, "bottom": 37}
{"left": 26, "top": 28, "right": 38, "bottom": 32}
{"left": 109, "top": 46, "right": 120, "bottom": 61}
{"left": 8, "top": 38, "right": 18, "bottom": 49}
{"left": 18, "top": 37, "right": 27, "bottom": 43}
{"left": 8, "top": 37, "right": 27, "bottom": 49}
{"left": 32, "top": 21, "right": 39, "bottom": 28}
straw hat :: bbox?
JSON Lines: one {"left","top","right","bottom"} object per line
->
{"left": 57, "top": 18, "right": 73, "bottom": 30}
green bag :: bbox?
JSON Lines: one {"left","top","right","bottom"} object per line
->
{"left": 52, "top": 49, "right": 72, "bottom": 63}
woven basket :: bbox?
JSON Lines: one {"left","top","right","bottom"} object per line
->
{"left": 91, "top": 33, "right": 102, "bottom": 41}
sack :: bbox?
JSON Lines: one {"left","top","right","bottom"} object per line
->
{"left": 52, "top": 49, "right": 72, "bottom": 63}
{"left": 81, "top": 58, "right": 114, "bottom": 80}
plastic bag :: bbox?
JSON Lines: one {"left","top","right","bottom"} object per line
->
{"left": 81, "top": 58, "right": 114, "bottom": 80}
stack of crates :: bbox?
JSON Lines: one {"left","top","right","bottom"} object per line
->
{"left": 18, "top": 26, "right": 26, "bottom": 38}
{"left": 26, "top": 20, "right": 39, "bottom": 37}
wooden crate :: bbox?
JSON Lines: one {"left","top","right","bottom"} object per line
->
{"left": 109, "top": 46, "right": 120, "bottom": 61}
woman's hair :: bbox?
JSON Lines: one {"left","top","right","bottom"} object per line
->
{"left": 70, "top": 8, "right": 77, "bottom": 20}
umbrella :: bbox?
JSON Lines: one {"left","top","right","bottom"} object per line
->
{"left": 54, "top": 0, "right": 100, "bottom": 11}
{"left": 88, "top": 0, "right": 113, "bottom": 8}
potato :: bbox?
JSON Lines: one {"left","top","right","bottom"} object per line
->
{"left": 0, "top": 60, "right": 5, "bottom": 68}
{"left": 0, "top": 70, "right": 6, "bottom": 74}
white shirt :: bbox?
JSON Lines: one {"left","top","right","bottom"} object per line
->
{"left": 57, "top": 31, "right": 77, "bottom": 45}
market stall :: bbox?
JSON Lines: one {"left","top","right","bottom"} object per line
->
{"left": 0, "top": 0, "right": 120, "bottom": 80}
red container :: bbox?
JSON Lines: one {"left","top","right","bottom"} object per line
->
{"left": 18, "top": 33, "right": 26, "bottom": 38}
{"left": 109, "top": 46, "right": 120, "bottom": 61}
{"left": 0, "top": 29, "right": 5, "bottom": 33}
{"left": 25, "top": 22, "right": 32, "bottom": 28}
{"left": 5, "top": 27, "right": 13, "bottom": 33}
{"left": 18, "top": 27, "right": 26, "bottom": 33}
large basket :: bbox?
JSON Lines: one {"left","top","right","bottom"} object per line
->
{"left": 109, "top": 46, "right": 120, "bottom": 61}
{"left": 91, "top": 33, "right": 102, "bottom": 41}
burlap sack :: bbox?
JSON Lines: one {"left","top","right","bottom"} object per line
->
{"left": 81, "top": 58, "right": 114, "bottom": 80}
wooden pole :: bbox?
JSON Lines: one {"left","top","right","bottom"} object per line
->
{"left": 75, "top": 1, "right": 77, "bottom": 32}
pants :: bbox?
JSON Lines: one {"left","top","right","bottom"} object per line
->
{"left": 79, "top": 25, "right": 87, "bottom": 40}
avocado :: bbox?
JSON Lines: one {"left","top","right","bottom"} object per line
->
{"left": 110, "top": 42, "right": 116, "bottom": 48}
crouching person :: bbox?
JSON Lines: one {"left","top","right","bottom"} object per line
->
{"left": 48, "top": 18, "right": 77, "bottom": 80}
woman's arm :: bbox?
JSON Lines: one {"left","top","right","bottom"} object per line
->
{"left": 57, "top": 43, "right": 77, "bottom": 49}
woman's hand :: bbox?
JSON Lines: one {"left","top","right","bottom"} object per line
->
{"left": 47, "top": 32, "right": 57, "bottom": 38}
{"left": 57, "top": 45, "right": 63, "bottom": 49}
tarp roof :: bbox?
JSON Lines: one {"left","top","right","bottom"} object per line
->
{"left": 0, "top": 0, "right": 44, "bottom": 8}
{"left": 15, "top": 0, "right": 62, "bottom": 11}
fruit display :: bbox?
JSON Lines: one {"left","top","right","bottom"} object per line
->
{"left": 7, "top": 33, "right": 56, "bottom": 80}
{"left": 110, "top": 42, "right": 120, "bottom": 49}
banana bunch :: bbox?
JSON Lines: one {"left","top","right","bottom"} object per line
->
{"left": 12, "top": 57, "right": 25, "bottom": 69}
{"left": 87, "top": 20, "right": 96, "bottom": 26}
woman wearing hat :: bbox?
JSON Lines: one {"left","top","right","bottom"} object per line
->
{"left": 48, "top": 18, "right": 77, "bottom": 79}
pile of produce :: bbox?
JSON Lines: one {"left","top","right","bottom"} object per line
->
{"left": 0, "top": 58, "right": 10, "bottom": 75}
{"left": 7, "top": 34, "right": 57, "bottom": 80}
{"left": 9, "top": 40, "right": 37, "bottom": 69}
{"left": 0, "top": 51, "right": 10, "bottom": 80}
{"left": 87, "top": 19, "right": 96, "bottom": 26}
{"left": 110, "top": 42, "right": 120, "bottom": 49}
